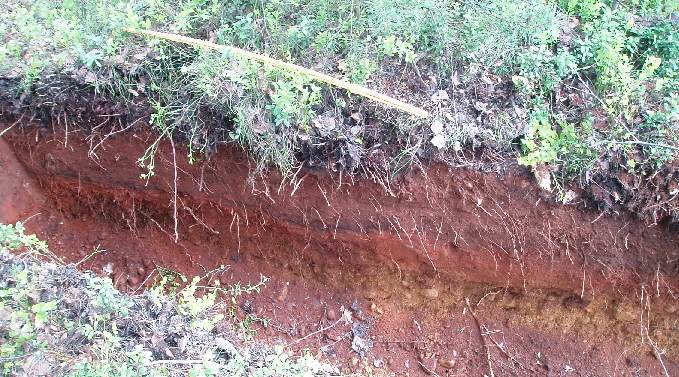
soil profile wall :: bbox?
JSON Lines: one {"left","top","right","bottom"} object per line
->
{"left": 4, "top": 128, "right": 679, "bottom": 298}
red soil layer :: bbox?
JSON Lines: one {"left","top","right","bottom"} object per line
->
{"left": 2, "top": 128, "right": 678, "bottom": 376}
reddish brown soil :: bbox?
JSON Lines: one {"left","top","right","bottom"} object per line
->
{"left": 1, "top": 127, "right": 678, "bottom": 376}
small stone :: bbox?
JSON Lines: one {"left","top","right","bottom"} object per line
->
{"left": 614, "top": 301, "right": 636, "bottom": 322}
{"left": 364, "top": 288, "right": 379, "bottom": 300}
{"left": 502, "top": 298, "right": 518, "bottom": 309}
{"left": 276, "top": 285, "right": 288, "bottom": 302}
{"left": 103, "top": 263, "right": 114, "bottom": 275}
{"left": 97, "top": 231, "right": 108, "bottom": 240}
{"left": 326, "top": 308, "right": 339, "bottom": 321}
{"left": 327, "top": 332, "right": 341, "bottom": 342}
{"left": 421, "top": 288, "right": 439, "bottom": 299}
{"left": 350, "top": 357, "right": 359, "bottom": 368}
{"left": 137, "top": 266, "right": 146, "bottom": 276}
{"left": 438, "top": 357, "right": 455, "bottom": 369}
{"left": 614, "top": 309, "right": 636, "bottom": 322}
{"left": 128, "top": 276, "right": 139, "bottom": 286}
{"left": 87, "top": 233, "right": 98, "bottom": 244}
{"left": 126, "top": 263, "right": 137, "bottom": 276}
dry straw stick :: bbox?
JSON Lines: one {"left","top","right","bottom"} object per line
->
{"left": 123, "top": 28, "right": 429, "bottom": 118}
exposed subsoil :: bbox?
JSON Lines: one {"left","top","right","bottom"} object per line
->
{"left": 1, "top": 126, "right": 679, "bottom": 376}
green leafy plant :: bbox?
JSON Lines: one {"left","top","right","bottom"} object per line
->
{"left": 378, "top": 35, "right": 416, "bottom": 63}
{"left": 518, "top": 104, "right": 559, "bottom": 167}
{"left": 0, "top": 222, "right": 48, "bottom": 254}
{"left": 518, "top": 103, "right": 596, "bottom": 179}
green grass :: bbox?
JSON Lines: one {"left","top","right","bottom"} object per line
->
{"left": 1, "top": 0, "right": 678, "bottom": 190}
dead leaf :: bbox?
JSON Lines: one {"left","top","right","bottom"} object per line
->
{"left": 23, "top": 355, "right": 50, "bottom": 376}
{"left": 431, "top": 120, "right": 444, "bottom": 134}
{"left": 452, "top": 71, "right": 461, "bottom": 86}
{"left": 431, "top": 89, "right": 449, "bottom": 102}
{"left": 533, "top": 163, "right": 552, "bottom": 192}
{"left": 431, "top": 134, "right": 447, "bottom": 149}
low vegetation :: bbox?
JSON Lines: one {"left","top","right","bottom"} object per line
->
{"left": 0, "top": 222, "right": 339, "bottom": 376}
{"left": 0, "top": 0, "right": 678, "bottom": 218}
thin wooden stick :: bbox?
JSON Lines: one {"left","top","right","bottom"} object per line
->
{"left": 123, "top": 28, "right": 428, "bottom": 118}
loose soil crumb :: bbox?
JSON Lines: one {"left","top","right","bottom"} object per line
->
{"left": 1, "top": 130, "right": 678, "bottom": 376}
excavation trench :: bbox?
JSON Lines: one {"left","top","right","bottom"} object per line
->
{"left": 2, "top": 127, "right": 679, "bottom": 375}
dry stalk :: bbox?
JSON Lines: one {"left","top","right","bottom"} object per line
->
{"left": 144, "top": 360, "right": 204, "bottom": 367}
{"left": 123, "top": 29, "right": 428, "bottom": 118}
{"left": 333, "top": 212, "right": 341, "bottom": 239}
{"left": 178, "top": 197, "right": 220, "bottom": 235}
{"left": 414, "top": 219, "right": 437, "bottom": 273}
{"left": 416, "top": 360, "right": 440, "bottom": 376}
{"left": 89, "top": 115, "right": 147, "bottom": 159}
{"left": 313, "top": 208, "right": 327, "bottom": 230}
{"left": 230, "top": 211, "right": 241, "bottom": 256}
{"left": 289, "top": 172, "right": 307, "bottom": 196}
{"left": 432, "top": 220, "right": 443, "bottom": 252}
{"left": 170, "top": 137, "right": 179, "bottom": 243}
{"left": 641, "top": 286, "right": 670, "bottom": 377}
{"left": 382, "top": 215, "right": 403, "bottom": 241}
{"left": 485, "top": 329, "right": 534, "bottom": 372}
{"left": 132, "top": 269, "right": 157, "bottom": 294}
{"left": 351, "top": 216, "right": 368, "bottom": 239}
{"left": 0, "top": 112, "right": 24, "bottom": 137}
{"left": 285, "top": 307, "right": 350, "bottom": 348}
{"left": 465, "top": 298, "right": 495, "bottom": 377}
{"left": 284, "top": 318, "right": 342, "bottom": 348}
{"left": 63, "top": 111, "right": 69, "bottom": 148}
{"left": 140, "top": 211, "right": 175, "bottom": 242}
{"left": 317, "top": 182, "right": 331, "bottom": 206}
{"left": 391, "top": 215, "right": 413, "bottom": 246}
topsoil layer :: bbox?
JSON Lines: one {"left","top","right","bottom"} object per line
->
{"left": 1, "top": 125, "right": 678, "bottom": 376}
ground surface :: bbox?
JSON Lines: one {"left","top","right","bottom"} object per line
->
{"left": 1, "top": 128, "right": 678, "bottom": 376}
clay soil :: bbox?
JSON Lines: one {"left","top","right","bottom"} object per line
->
{"left": 1, "top": 125, "right": 679, "bottom": 376}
